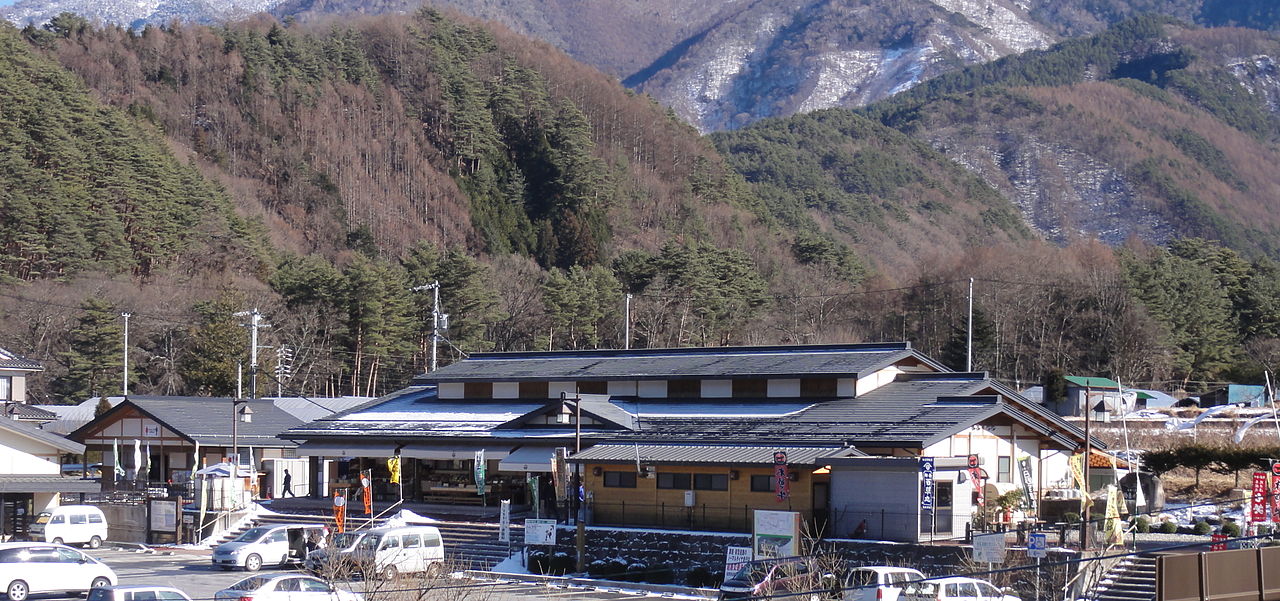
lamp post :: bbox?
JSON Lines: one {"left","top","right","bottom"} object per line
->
{"left": 231, "top": 400, "right": 252, "bottom": 466}
{"left": 559, "top": 391, "right": 585, "bottom": 573}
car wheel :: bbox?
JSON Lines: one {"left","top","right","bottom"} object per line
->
{"left": 90, "top": 577, "right": 111, "bottom": 589}
{"left": 382, "top": 565, "right": 398, "bottom": 581}
{"left": 244, "top": 553, "right": 263, "bottom": 572}
{"left": 51, "top": 537, "right": 64, "bottom": 545}
{"left": 6, "top": 580, "right": 29, "bottom": 601}
{"left": 88, "top": 536, "right": 102, "bottom": 549}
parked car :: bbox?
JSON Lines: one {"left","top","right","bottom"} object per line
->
{"left": 303, "top": 531, "right": 369, "bottom": 577}
{"left": 212, "top": 524, "right": 328, "bottom": 571}
{"left": 28, "top": 505, "right": 109, "bottom": 548}
{"left": 0, "top": 542, "right": 117, "bottom": 601}
{"left": 348, "top": 526, "right": 446, "bottom": 579}
{"left": 719, "top": 557, "right": 840, "bottom": 601}
{"left": 88, "top": 585, "right": 194, "bottom": 601}
{"left": 898, "top": 577, "right": 1020, "bottom": 601}
{"left": 842, "top": 566, "right": 927, "bottom": 601}
{"left": 213, "top": 574, "right": 363, "bottom": 601}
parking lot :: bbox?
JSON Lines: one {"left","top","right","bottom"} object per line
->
{"left": 48, "top": 548, "right": 706, "bottom": 601}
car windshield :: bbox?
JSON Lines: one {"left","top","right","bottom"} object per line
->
{"left": 86, "top": 589, "right": 112, "bottom": 601}
{"left": 356, "top": 534, "right": 381, "bottom": 551}
{"left": 233, "top": 528, "right": 273, "bottom": 543}
{"left": 227, "top": 577, "right": 270, "bottom": 592}
{"left": 333, "top": 533, "right": 362, "bottom": 549}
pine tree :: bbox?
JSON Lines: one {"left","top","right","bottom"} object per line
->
{"left": 178, "top": 293, "right": 248, "bottom": 396}
{"left": 940, "top": 307, "right": 996, "bottom": 372}
{"left": 57, "top": 298, "right": 124, "bottom": 401}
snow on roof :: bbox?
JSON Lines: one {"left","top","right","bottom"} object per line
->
{"left": 610, "top": 401, "right": 815, "bottom": 418}
{"left": 336, "top": 393, "right": 545, "bottom": 423}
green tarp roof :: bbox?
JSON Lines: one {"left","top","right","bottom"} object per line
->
{"left": 1065, "top": 376, "right": 1121, "bottom": 389}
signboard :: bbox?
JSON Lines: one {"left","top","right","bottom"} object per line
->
{"left": 753, "top": 510, "right": 801, "bottom": 559}
{"left": 1211, "top": 534, "right": 1228, "bottom": 551}
{"left": 552, "top": 448, "right": 569, "bottom": 501}
{"left": 1018, "top": 457, "right": 1036, "bottom": 512}
{"left": 149, "top": 500, "right": 177, "bottom": 533}
{"left": 499, "top": 500, "right": 511, "bottom": 543}
{"left": 1252, "top": 472, "right": 1270, "bottom": 523}
{"left": 1027, "top": 533, "right": 1047, "bottom": 559}
{"left": 972, "top": 532, "right": 1006, "bottom": 564}
{"left": 774, "top": 452, "right": 790, "bottom": 502}
{"left": 920, "top": 457, "right": 935, "bottom": 512}
{"left": 725, "top": 546, "right": 753, "bottom": 577}
{"left": 1271, "top": 475, "right": 1280, "bottom": 523}
{"left": 143, "top": 424, "right": 160, "bottom": 437}
{"left": 524, "top": 518, "right": 557, "bottom": 546}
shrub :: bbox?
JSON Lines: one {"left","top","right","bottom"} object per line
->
{"left": 1193, "top": 520, "right": 1213, "bottom": 535}
{"left": 685, "top": 566, "right": 718, "bottom": 587}
{"left": 589, "top": 558, "right": 627, "bottom": 579}
{"left": 1159, "top": 521, "right": 1179, "bottom": 534}
{"left": 1135, "top": 516, "right": 1151, "bottom": 533}
{"left": 1064, "top": 512, "right": 1080, "bottom": 524}
{"left": 528, "top": 551, "right": 550, "bottom": 574}
{"left": 647, "top": 565, "right": 676, "bottom": 584}
{"left": 1222, "top": 521, "right": 1241, "bottom": 537}
{"left": 548, "top": 552, "right": 575, "bottom": 575}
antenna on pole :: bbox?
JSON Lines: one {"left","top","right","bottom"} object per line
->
{"left": 275, "top": 346, "right": 293, "bottom": 397}
{"left": 624, "top": 293, "right": 632, "bottom": 350}
{"left": 121, "top": 312, "right": 131, "bottom": 397}
{"left": 235, "top": 309, "right": 271, "bottom": 399}
{"left": 412, "top": 282, "right": 447, "bottom": 372}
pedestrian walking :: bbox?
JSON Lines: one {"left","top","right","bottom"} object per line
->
{"left": 282, "top": 469, "right": 295, "bottom": 497}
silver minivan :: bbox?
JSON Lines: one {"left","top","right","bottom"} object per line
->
{"left": 211, "top": 524, "right": 327, "bottom": 572}
{"left": 349, "top": 526, "right": 445, "bottom": 580}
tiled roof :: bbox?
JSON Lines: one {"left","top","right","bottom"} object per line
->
{"left": 4, "top": 403, "right": 57, "bottom": 421}
{"left": 411, "top": 343, "right": 934, "bottom": 383}
{"left": 568, "top": 444, "right": 863, "bottom": 466}
{"left": 73, "top": 396, "right": 304, "bottom": 447}
{"left": 0, "top": 418, "right": 85, "bottom": 453}
{"left": 0, "top": 348, "right": 42, "bottom": 371}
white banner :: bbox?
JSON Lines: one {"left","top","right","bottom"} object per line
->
{"left": 499, "top": 500, "right": 511, "bottom": 543}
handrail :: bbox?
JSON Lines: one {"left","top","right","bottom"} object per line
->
{"left": 358, "top": 499, "right": 406, "bottom": 530}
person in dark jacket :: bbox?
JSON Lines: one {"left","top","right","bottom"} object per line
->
{"left": 282, "top": 469, "right": 295, "bottom": 497}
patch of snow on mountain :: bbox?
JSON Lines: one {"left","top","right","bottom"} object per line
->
{"left": 929, "top": 0, "right": 1051, "bottom": 53}
{"left": 796, "top": 49, "right": 881, "bottom": 113}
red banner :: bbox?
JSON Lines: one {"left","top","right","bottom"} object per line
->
{"left": 1271, "top": 475, "right": 1280, "bottom": 523}
{"left": 361, "top": 470, "right": 373, "bottom": 515}
{"left": 970, "top": 467, "right": 985, "bottom": 508}
{"left": 333, "top": 492, "right": 347, "bottom": 533}
{"left": 774, "top": 451, "right": 790, "bottom": 502}
{"left": 1211, "top": 534, "right": 1228, "bottom": 551}
{"left": 1252, "top": 472, "right": 1269, "bottom": 523}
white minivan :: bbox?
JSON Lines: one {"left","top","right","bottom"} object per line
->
{"left": 0, "top": 542, "right": 117, "bottom": 601}
{"left": 843, "top": 567, "right": 927, "bottom": 601}
{"left": 29, "top": 505, "right": 109, "bottom": 548}
{"left": 351, "top": 526, "right": 445, "bottom": 579}
{"left": 212, "top": 524, "right": 328, "bottom": 572}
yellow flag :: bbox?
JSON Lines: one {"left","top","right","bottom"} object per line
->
{"left": 387, "top": 455, "right": 402, "bottom": 484}
{"left": 1105, "top": 485, "right": 1124, "bottom": 546}
{"left": 1069, "top": 452, "right": 1092, "bottom": 511}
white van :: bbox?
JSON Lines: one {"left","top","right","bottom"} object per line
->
{"left": 212, "top": 524, "right": 328, "bottom": 572}
{"left": 351, "top": 526, "right": 445, "bottom": 579}
{"left": 843, "top": 567, "right": 927, "bottom": 601}
{"left": 29, "top": 505, "right": 108, "bottom": 548}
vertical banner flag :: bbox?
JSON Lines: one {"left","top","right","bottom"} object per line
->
{"left": 333, "top": 491, "right": 347, "bottom": 533}
{"left": 1018, "top": 456, "right": 1036, "bottom": 512}
{"left": 1069, "top": 452, "right": 1089, "bottom": 511}
{"left": 920, "top": 457, "right": 935, "bottom": 512}
{"left": 113, "top": 439, "right": 125, "bottom": 480}
{"left": 774, "top": 451, "right": 790, "bottom": 502}
{"left": 387, "top": 456, "right": 401, "bottom": 485}
{"left": 475, "top": 449, "right": 487, "bottom": 495}
{"left": 1252, "top": 471, "right": 1270, "bottom": 523}
{"left": 499, "top": 499, "right": 511, "bottom": 543}
{"left": 361, "top": 469, "right": 373, "bottom": 515}
{"left": 1271, "top": 464, "right": 1280, "bottom": 522}
{"left": 553, "top": 448, "right": 569, "bottom": 500}
{"left": 1104, "top": 485, "right": 1123, "bottom": 545}
{"left": 968, "top": 455, "right": 985, "bottom": 509}
{"left": 133, "top": 439, "right": 142, "bottom": 481}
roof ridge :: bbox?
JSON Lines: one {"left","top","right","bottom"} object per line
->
{"left": 463, "top": 342, "right": 913, "bottom": 361}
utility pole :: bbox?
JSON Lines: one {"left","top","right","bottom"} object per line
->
{"left": 966, "top": 278, "right": 974, "bottom": 372}
{"left": 1082, "top": 385, "right": 1092, "bottom": 550}
{"left": 121, "top": 312, "right": 131, "bottom": 397}
{"left": 235, "top": 309, "right": 271, "bottom": 400}
{"left": 623, "top": 293, "right": 632, "bottom": 350}
{"left": 412, "top": 282, "right": 447, "bottom": 372}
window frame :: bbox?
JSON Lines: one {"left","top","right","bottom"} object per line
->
{"left": 750, "top": 474, "right": 776, "bottom": 492}
{"left": 656, "top": 472, "right": 692, "bottom": 490}
{"left": 603, "top": 471, "right": 637, "bottom": 488}
{"left": 997, "top": 456, "right": 1012, "bottom": 483}
{"left": 693, "top": 473, "right": 728, "bottom": 491}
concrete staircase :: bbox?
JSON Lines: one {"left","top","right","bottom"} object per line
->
{"left": 1086, "top": 555, "right": 1157, "bottom": 601}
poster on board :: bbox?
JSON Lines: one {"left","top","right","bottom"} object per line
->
{"left": 753, "top": 510, "right": 801, "bottom": 559}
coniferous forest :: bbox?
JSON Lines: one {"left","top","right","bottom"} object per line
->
{"left": 5, "top": 10, "right": 1280, "bottom": 403}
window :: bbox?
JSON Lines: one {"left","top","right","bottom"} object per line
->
{"left": 300, "top": 579, "right": 331, "bottom": 593}
{"left": 657, "top": 472, "right": 691, "bottom": 489}
{"left": 274, "top": 579, "right": 301, "bottom": 592}
{"left": 997, "top": 456, "right": 1012, "bottom": 483}
{"left": 667, "top": 379, "right": 699, "bottom": 398}
{"left": 266, "top": 530, "right": 288, "bottom": 543}
{"left": 56, "top": 548, "right": 84, "bottom": 563}
{"left": 0, "top": 376, "right": 10, "bottom": 401}
{"left": 977, "top": 583, "right": 1000, "bottom": 597}
{"left": 422, "top": 534, "right": 441, "bottom": 548}
{"left": 801, "top": 378, "right": 837, "bottom": 397}
{"left": 733, "top": 379, "right": 768, "bottom": 398}
{"left": 519, "top": 381, "right": 549, "bottom": 399}
{"left": 403, "top": 534, "right": 422, "bottom": 548}
{"left": 381, "top": 536, "right": 401, "bottom": 549}
{"left": 847, "top": 570, "right": 876, "bottom": 587}
{"left": 603, "top": 471, "right": 637, "bottom": 488}
{"left": 88, "top": 514, "right": 104, "bottom": 523}
{"left": 577, "top": 381, "right": 607, "bottom": 395}
{"left": 128, "top": 592, "right": 159, "bottom": 601}
{"left": 750, "top": 475, "right": 776, "bottom": 492}
{"left": 70, "top": 514, "right": 87, "bottom": 524}
{"left": 693, "top": 473, "right": 728, "bottom": 491}
{"left": 464, "top": 382, "right": 492, "bottom": 399}
{"left": 158, "top": 592, "right": 191, "bottom": 601}
{"left": 956, "top": 583, "right": 978, "bottom": 599}
{"left": 49, "top": 515, "right": 64, "bottom": 524}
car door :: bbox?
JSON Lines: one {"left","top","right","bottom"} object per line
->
{"left": 376, "top": 535, "right": 401, "bottom": 573}
{"left": 296, "top": 577, "right": 337, "bottom": 601}
{"left": 274, "top": 576, "right": 302, "bottom": 601}
{"left": 400, "top": 534, "right": 422, "bottom": 573}
{"left": 13, "top": 547, "right": 57, "bottom": 593}
{"left": 264, "top": 530, "right": 290, "bottom": 564}
{"left": 57, "top": 546, "right": 98, "bottom": 591}
{"left": 955, "top": 581, "right": 979, "bottom": 601}
{"left": 976, "top": 582, "right": 1002, "bottom": 601}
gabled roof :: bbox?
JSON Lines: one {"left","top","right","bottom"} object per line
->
{"left": 496, "top": 395, "right": 640, "bottom": 431}
{"left": 3, "top": 403, "right": 57, "bottom": 421}
{"left": 411, "top": 343, "right": 939, "bottom": 384}
{"left": 0, "top": 417, "right": 84, "bottom": 454}
{"left": 0, "top": 348, "right": 42, "bottom": 372}
{"left": 1065, "top": 376, "right": 1120, "bottom": 389}
{"left": 71, "top": 396, "right": 303, "bottom": 447}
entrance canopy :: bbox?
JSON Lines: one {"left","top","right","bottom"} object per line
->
{"left": 0, "top": 475, "right": 99, "bottom": 493}
{"left": 498, "top": 446, "right": 557, "bottom": 472}
{"left": 295, "top": 441, "right": 511, "bottom": 460}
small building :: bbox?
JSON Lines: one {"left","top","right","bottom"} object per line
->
{"left": 0, "top": 347, "right": 55, "bottom": 425}
{"left": 0, "top": 417, "right": 96, "bottom": 539}
{"left": 1199, "top": 385, "right": 1267, "bottom": 408}
{"left": 1044, "top": 376, "right": 1136, "bottom": 419}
